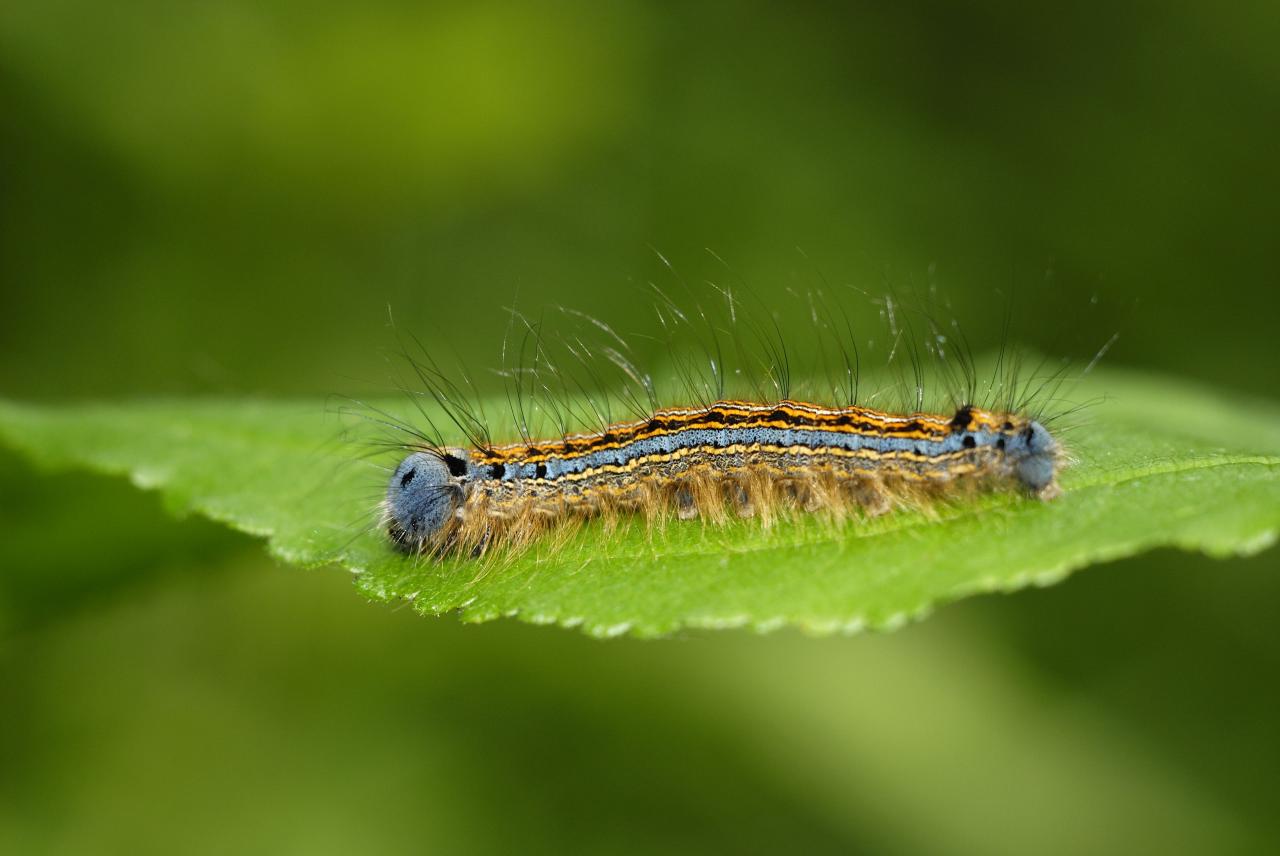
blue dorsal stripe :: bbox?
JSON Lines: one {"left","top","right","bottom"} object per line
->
{"left": 490, "top": 426, "right": 1007, "bottom": 482}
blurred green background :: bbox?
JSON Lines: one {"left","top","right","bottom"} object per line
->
{"left": 2, "top": 1, "right": 1279, "bottom": 853}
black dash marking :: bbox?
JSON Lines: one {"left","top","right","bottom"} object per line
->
{"left": 535, "top": 463, "right": 548, "bottom": 479}
{"left": 443, "top": 454, "right": 468, "bottom": 477}
{"left": 996, "top": 438, "right": 1006, "bottom": 450}
{"left": 962, "top": 435, "right": 976, "bottom": 449}
{"left": 489, "top": 463, "right": 505, "bottom": 479}
{"left": 950, "top": 406, "right": 974, "bottom": 431}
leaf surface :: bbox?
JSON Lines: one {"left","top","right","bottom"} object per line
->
{"left": 1, "top": 369, "right": 1277, "bottom": 637}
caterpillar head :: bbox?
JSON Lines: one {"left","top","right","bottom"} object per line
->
{"left": 1008, "top": 420, "right": 1060, "bottom": 498}
{"left": 385, "top": 450, "right": 468, "bottom": 550}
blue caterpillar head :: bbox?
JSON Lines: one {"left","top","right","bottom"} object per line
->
{"left": 385, "top": 451, "right": 467, "bottom": 549}
{"left": 1005, "top": 421, "right": 1058, "bottom": 495}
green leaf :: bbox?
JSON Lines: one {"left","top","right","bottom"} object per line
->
{"left": 1, "top": 368, "right": 1277, "bottom": 638}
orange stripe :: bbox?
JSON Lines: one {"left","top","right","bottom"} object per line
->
{"left": 470, "top": 400, "right": 1018, "bottom": 466}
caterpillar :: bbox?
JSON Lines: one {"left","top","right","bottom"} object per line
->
{"left": 385, "top": 400, "right": 1059, "bottom": 557}
{"left": 373, "top": 285, "right": 1081, "bottom": 559}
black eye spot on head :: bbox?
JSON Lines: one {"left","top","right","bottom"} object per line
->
{"left": 1023, "top": 421, "right": 1056, "bottom": 456}
{"left": 400, "top": 467, "right": 417, "bottom": 488}
{"left": 443, "top": 454, "right": 468, "bottom": 477}
{"left": 962, "top": 434, "right": 976, "bottom": 449}
{"left": 1016, "top": 422, "right": 1058, "bottom": 491}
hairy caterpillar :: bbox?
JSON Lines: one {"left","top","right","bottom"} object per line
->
{"left": 372, "top": 285, "right": 1083, "bottom": 559}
